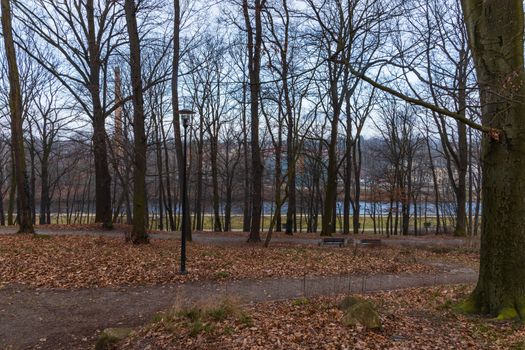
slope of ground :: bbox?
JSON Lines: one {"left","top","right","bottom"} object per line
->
{"left": 120, "top": 285, "right": 525, "bottom": 350}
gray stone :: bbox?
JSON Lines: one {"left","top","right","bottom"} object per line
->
{"left": 341, "top": 300, "right": 381, "bottom": 329}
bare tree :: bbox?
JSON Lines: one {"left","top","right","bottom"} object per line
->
{"left": 124, "top": 0, "right": 148, "bottom": 243}
{"left": 1, "top": 0, "right": 33, "bottom": 233}
{"left": 242, "top": 0, "right": 266, "bottom": 242}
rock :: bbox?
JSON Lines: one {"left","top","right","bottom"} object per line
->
{"left": 341, "top": 300, "right": 382, "bottom": 329}
{"left": 338, "top": 296, "right": 365, "bottom": 311}
{"left": 95, "top": 327, "right": 133, "bottom": 350}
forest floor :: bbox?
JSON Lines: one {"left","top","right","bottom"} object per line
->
{"left": 0, "top": 233, "right": 478, "bottom": 289}
{"left": 0, "top": 226, "right": 483, "bottom": 349}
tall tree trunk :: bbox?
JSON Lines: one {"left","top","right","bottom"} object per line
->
{"left": 321, "top": 109, "right": 340, "bottom": 236}
{"left": 454, "top": 51, "right": 469, "bottom": 237}
{"left": 281, "top": 0, "right": 296, "bottom": 234}
{"left": 274, "top": 118, "right": 282, "bottom": 232}
{"left": 243, "top": 0, "right": 265, "bottom": 242}
{"left": 224, "top": 142, "right": 233, "bottom": 232}
{"left": 28, "top": 133, "right": 36, "bottom": 224}
{"left": 425, "top": 132, "right": 441, "bottom": 234}
{"left": 402, "top": 161, "right": 412, "bottom": 236}
{"left": 343, "top": 114, "right": 352, "bottom": 235}
{"left": 211, "top": 137, "right": 222, "bottom": 232}
{"left": 125, "top": 0, "right": 148, "bottom": 244}
{"left": 194, "top": 116, "right": 204, "bottom": 231}
{"left": 86, "top": 0, "right": 112, "bottom": 228}
{"left": 352, "top": 137, "right": 362, "bottom": 234}
{"left": 321, "top": 57, "right": 348, "bottom": 236}
{"left": 241, "top": 82, "right": 251, "bottom": 232}
{"left": 468, "top": 127, "right": 474, "bottom": 235}
{"left": 159, "top": 120, "right": 175, "bottom": 231}
{"left": 459, "top": 0, "right": 525, "bottom": 319}
{"left": 172, "top": 0, "right": 191, "bottom": 241}
{"left": 1, "top": 0, "right": 33, "bottom": 233}
{"left": 153, "top": 113, "right": 165, "bottom": 230}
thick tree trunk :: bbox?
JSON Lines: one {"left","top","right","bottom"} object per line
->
{"left": 321, "top": 56, "right": 347, "bottom": 236}
{"left": 459, "top": 0, "right": 525, "bottom": 319}
{"left": 92, "top": 116, "right": 111, "bottom": 227}
{"left": 1, "top": 0, "right": 33, "bottom": 233}
{"left": 125, "top": 0, "right": 148, "bottom": 244}
{"left": 86, "top": 0, "right": 112, "bottom": 229}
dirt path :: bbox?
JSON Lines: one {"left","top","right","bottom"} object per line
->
{"left": 1, "top": 266, "right": 477, "bottom": 350}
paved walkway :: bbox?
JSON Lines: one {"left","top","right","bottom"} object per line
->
{"left": 0, "top": 266, "right": 477, "bottom": 350}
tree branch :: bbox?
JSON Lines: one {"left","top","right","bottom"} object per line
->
{"left": 329, "top": 57, "right": 500, "bottom": 139}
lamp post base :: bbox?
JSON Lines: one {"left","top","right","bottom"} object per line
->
{"left": 179, "top": 270, "right": 188, "bottom": 275}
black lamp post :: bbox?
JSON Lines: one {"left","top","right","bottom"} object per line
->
{"left": 178, "top": 109, "right": 195, "bottom": 275}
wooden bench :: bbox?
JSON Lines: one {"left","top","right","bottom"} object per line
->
{"left": 318, "top": 237, "right": 347, "bottom": 247}
{"left": 358, "top": 238, "right": 381, "bottom": 247}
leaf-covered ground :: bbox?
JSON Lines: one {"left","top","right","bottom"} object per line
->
{"left": 0, "top": 234, "right": 475, "bottom": 289}
{"left": 119, "top": 285, "right": 525, "bottom": 350}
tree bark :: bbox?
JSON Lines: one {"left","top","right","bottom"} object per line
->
{"left": 454, "top": 50, "right": 469, "bottom": 237}
{"left": 1, "top": 0, "right": 34, "bottom": 233}
{"left": 459, "top": 0, "right": 525, "bottom": 319}
{"left": 124, "top": 0, "right": 148, "bottom": 244}
{"left": 352, "top": 137, "right": 362, "bottom": 234}
{"left": 85, "top": 0, "right": 113, "bottom": 228}
{"left": 242, "top": 82, "right": 252, "bottom": 232}
{"left": 39, "top": 147, "right": 50, "bottom": 225}
{"left": 243, "top": 0, "right": 265, "bottom": 242}
{"left": 211, "top": 137, "right": 222, "bottom": 232}
{"left": 172, "top": 0, "right": 191, "bottom": 241}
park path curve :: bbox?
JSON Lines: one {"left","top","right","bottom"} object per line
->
{"left": 0, "top": 266, "right": 477, "bottom": 350}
